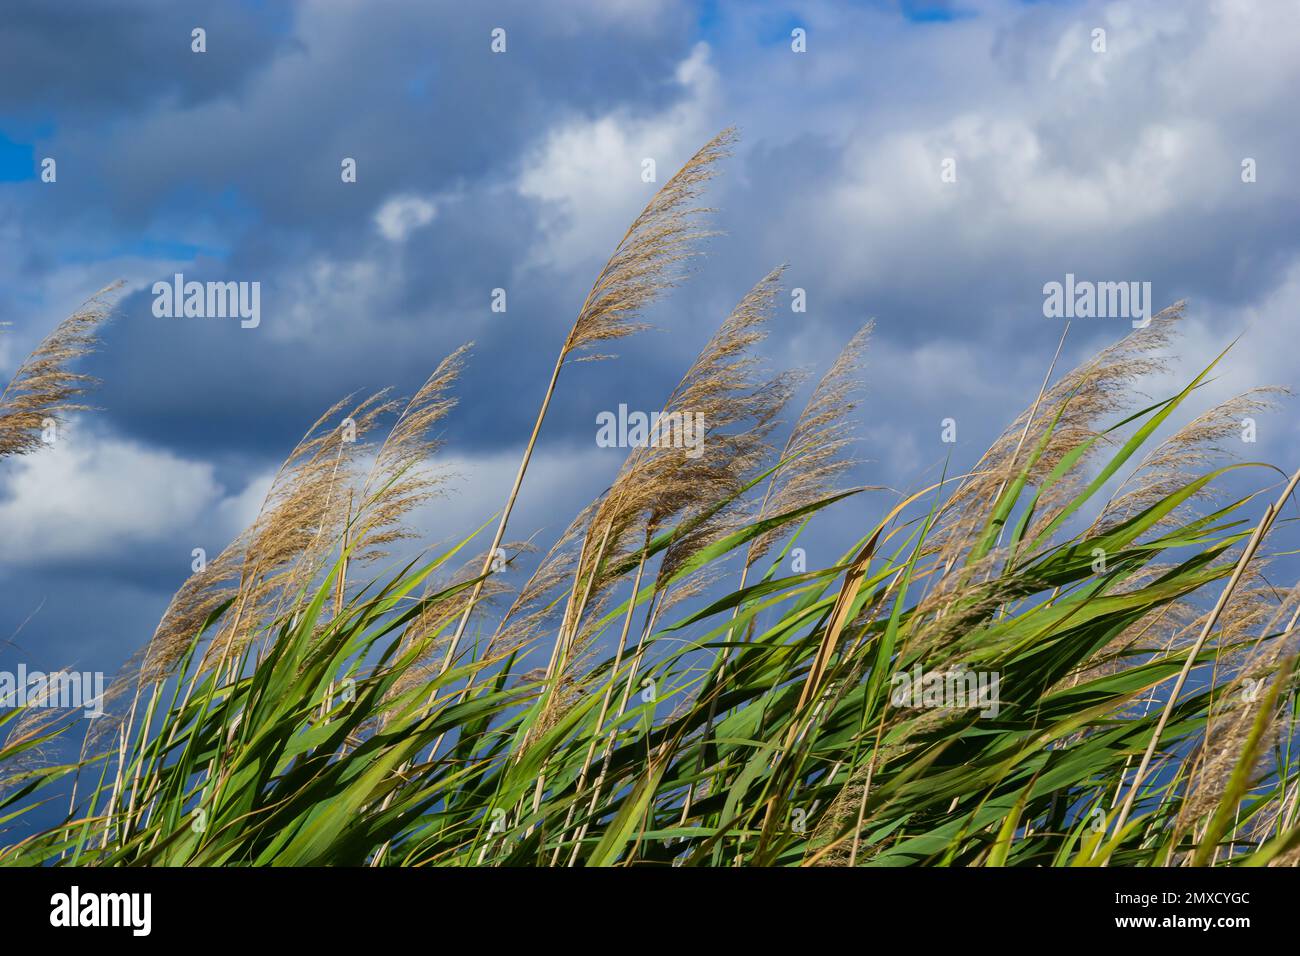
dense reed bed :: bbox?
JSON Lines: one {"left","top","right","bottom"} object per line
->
{"left": 3, "top": 130, "right": 1300, "bottom": 867}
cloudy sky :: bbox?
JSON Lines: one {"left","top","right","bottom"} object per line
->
{"left": 1, "top": 0, "right": 1298, "bottom": 685}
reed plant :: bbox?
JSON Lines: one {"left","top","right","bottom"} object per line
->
{"left": 3, "top": 131, "right": 1300, "bottom": 867}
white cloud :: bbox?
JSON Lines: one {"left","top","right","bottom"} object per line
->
{"left": 0, "top": 433, "right": 221, "bottom": 564}
{"left": 0, "top": 432, "right": 273, "bottom": 566}
{"left": 374, "top": 194, "right": 438, "bottom": 242}
{"left": 517, "top": 42, "right": 718, "bottom": 270}
{"left": 402, "top": 446, "right": 615, "bottom": 557}
{"left": 272, "top": 256, "right": 388, "bottom": 341}
{"left": 0, "top": 428, "right": 614, "bottom": 573}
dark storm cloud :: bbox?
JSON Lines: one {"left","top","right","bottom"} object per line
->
{"left": 5, "top": 0, "right": 708, "bottom": 459}
{"left": 0, "top": 0, "right": 293, "bottom": 116}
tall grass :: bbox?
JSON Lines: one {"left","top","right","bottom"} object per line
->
{"left": 3, "top": 133, "right": 1300, "bottom": 867}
